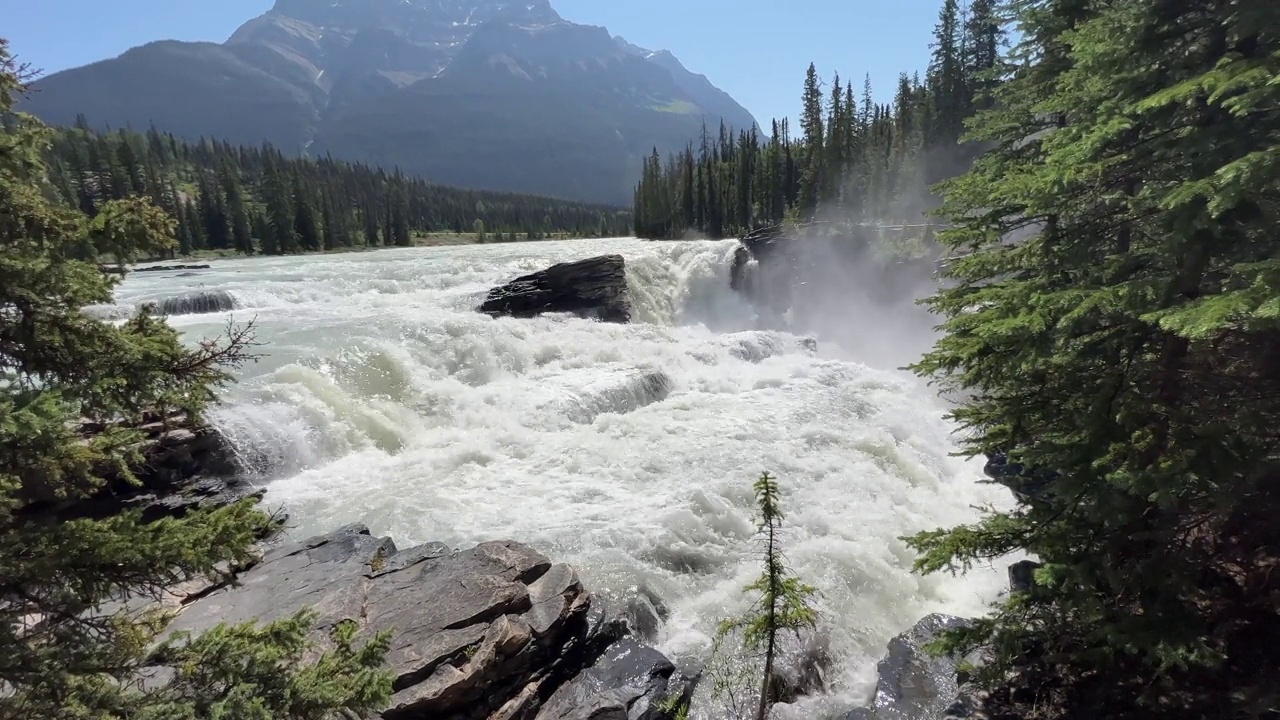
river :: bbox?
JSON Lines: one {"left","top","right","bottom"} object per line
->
{"left": 113, "top": 237, "right": 1007, "bottom": 717}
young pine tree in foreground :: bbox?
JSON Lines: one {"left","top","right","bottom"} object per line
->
{"left": 714, "top": 473, "right": 819, "bottom": 720}
{"left": 907, "top": 2, "right": 1280, "bottom": 716}
{"left": 0, "top": 40, "right": 392, "bottom": 719}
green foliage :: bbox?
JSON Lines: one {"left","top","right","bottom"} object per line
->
{"left": 656, "top": 692, "right": 691, "bottom": 720}
{"left": 713, "top": 473, "right": 819, "bottom": 720}
{"left": 0, "top": 39, "right": 392, "bottom": 719}
{"left": 906, "top": 0, "right": 1280, "bottom": 714}
{"left": 138, "top": 612, "right": 392, "bottom": 720}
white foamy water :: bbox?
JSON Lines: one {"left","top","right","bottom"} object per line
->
{"left": 114, "top": 238, "right": 1008, "bottom": 717}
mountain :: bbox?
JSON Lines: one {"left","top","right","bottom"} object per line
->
{"left": 22, "top": 0, "right": 758, "bottom": 204}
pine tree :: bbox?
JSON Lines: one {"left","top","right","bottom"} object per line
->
{"left": 715, "top": 473, "right": 818, "bottom": 720}
{"left": 221, "top": 167, "right": 254, "bottom": 255}
{"left": 263, "top": 158, "right": 297, "bottom": 255}
{"left": 962, "top": 0, "right": 1002, "bottom": 111}
{"left": 907, "top": 2, "right": 1280, "bottom": 715}
{"left": 797, "top": 63, "right": 825, "bottom": 216}
{"left": 174, "top": 197, "right": 194, "bottom": 256}
{"left": 388, "top": 175, "right": 412, "bottom": 247}
{"left": 196, "top": 174, "right": 231, "bottom": 250}
{"left": 293, "top": 174, "right": 321, "bottom": 252}
{"left": 928, "top": 0, "right": 965, "bottom": 145}
{"left": 115, "top": 131, "right": 145, "bottom": 195}
{"left": 0, "top": 40, "right": 392, "bottom": 719}
{"left": 321, "top": 196, "right": 338, "bottom": 251}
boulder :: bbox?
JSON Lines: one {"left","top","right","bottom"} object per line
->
{"left": 534, "top": 637, "right": 695, "bottom": 720}
{"left": 162, "top": 524, "right": 694, "bottom": 720}
{"left": 839, "top": 614, "right": 976, "bottom": 720}
{"left": 770, "top": 629, "right": 833, "bottom": 704}
{"left": 478, "top": 255, "right": 632, "bottom": 323}
{"left": 1007, "top": 561, "right": 1043, "bottom": 596}
{"left": 153, "top": 290, "right": 237, "bottom": 316}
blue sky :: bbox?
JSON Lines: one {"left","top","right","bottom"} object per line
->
{"left": 5, "top": 0, "right": 942, "bottom": 125}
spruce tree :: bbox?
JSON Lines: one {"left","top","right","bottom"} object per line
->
{"left": 797, "top": 63, "right": 825, "bottom": 216}
{"left": 0, "top": 40, "right": 392, "bottom": 720}
{"left": 908, "top": 1, "right": 1280, "bottom": 715}
{"left": 928, "top": 0, "right": 965, "bottom": 146}
{"left": 321, "top": 196, "right": 338, "bottom": 251}
{"left": 293, "top": 175, "right": 321, "bottom": 252}
{"left": 714, "top": 473, "right": 818, "bottom": 720}
{"left": 221, "top": 168, "right": 254, "bottom": 255}
{"left": 263, "top": 159, "right": 297, "bottom": 254}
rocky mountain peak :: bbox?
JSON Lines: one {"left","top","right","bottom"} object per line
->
{"left": 25, "top": 0, "right": 757, "bottom": 204}
{"left": 265, "top": 0, "right": 560, "bottom": 31}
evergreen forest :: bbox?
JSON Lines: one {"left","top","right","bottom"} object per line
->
{"left": 632, "top": 0, "right": 1001, "bottom": 240}
{"left": 2, "top": 0, "right": 1278, "bottom": 716}
{"left": 42, "top": 121, "right": 633, "bottom": 258}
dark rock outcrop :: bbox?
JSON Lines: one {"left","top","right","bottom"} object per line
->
{"left": 1007, "top": 561, "right": 1043, "bottom": 596}
{"left": 534, "top": 637, "right": 696, "bottom": 720}
{"left": 982, "top": 450, "right": 1059, "bottom": 505}
{"left": 840, "top": 614, "right": 977, "bottom": 720}
{"left": 23, "top": 411, "right": 254, "bottom": 523}
{"left": 165, "top": 524, "right": 688, "bottom": 720}
{"left": 136, "top": 264, "right": 214, "bottom": 273}
{"left": 478, "top": 255, "right": 632, "bottom": 324}
{"left": 154, "top": 290, "right": 238, "bottom": 316}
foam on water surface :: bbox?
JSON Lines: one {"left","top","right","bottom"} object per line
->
{"left": 116, "top": 238, "right": 1009, "bottom": 716}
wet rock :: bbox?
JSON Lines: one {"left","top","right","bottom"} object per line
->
{"left": 135, "top": 264, "right": 213, "bottom": 273}
{"left": 771, "top": 629, "right": 833, "bottom": 704}
{"left": 534, "top": 637, "right": 692, "bottom": 720}
{"left": 555, "top": 370, "right": 674, "bottom": 425}
{"left": 1008, "top": 561, "right": 1043, "bottom": 595}
{"left": 153, "top": 290, "right": 237, "bottom": 316}
{"left": 839, "top": 614, "right": 975, "bottom": 720}
{"left": 478, "top": 254, "right": 632, "bottom": 323}
{"left": 623, "top": 594, "right": 663, "bottom": 642}
{"left": 730, "top": 245, "right": 754, "bottom": 293}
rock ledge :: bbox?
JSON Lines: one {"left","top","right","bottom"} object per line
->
{"left": 166, "top": 524, "right": 691, "bottom": 720}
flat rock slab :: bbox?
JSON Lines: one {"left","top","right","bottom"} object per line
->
{"left": 167, "top": 524, "right": 592, "bottom": 720}
{"left": 478, "top": 254, "right": 632, "bottom": 323}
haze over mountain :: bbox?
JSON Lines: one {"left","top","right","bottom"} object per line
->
{"left": 23, "top": 0, "right": 758, "bottom": 204}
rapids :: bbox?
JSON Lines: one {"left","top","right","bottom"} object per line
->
{"left": 113, "top": 238, "right": 1008, "bottom": 717}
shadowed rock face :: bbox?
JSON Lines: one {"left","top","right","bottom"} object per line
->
{"left": 21, "top": 412, "right": 255, "bottom": 523}
{"left": 840, "top": 614, "right": 981, "bottom": 720}
{"left": 534, "top": 637, "right": 694, "bottom": 720}
{"left": 478, "top": 254, "right": 632, "bottom": 324}
{"left": 163, "top": 524, "right": 691, "bottom": 720}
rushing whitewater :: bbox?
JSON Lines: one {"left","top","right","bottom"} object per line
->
{"left": 114, "top": 238, "right": 1008, "bottom": 716}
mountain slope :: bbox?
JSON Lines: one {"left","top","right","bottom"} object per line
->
{"left": 22, "top": 0, "right": 757, "bottom": 204}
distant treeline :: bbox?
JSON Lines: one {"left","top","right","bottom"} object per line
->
{"left": 44, "top": 121, "right": 633, "bottom": 256}
{"left": 633, "top": 0, "right": 1000, "bottom": 240}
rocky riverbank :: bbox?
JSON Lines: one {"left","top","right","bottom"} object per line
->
{"left": 165, "top": 523, "right": 697, "bottom": 720}
{"left": 58, "top": 412, "right": 696, "bottom": 720}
